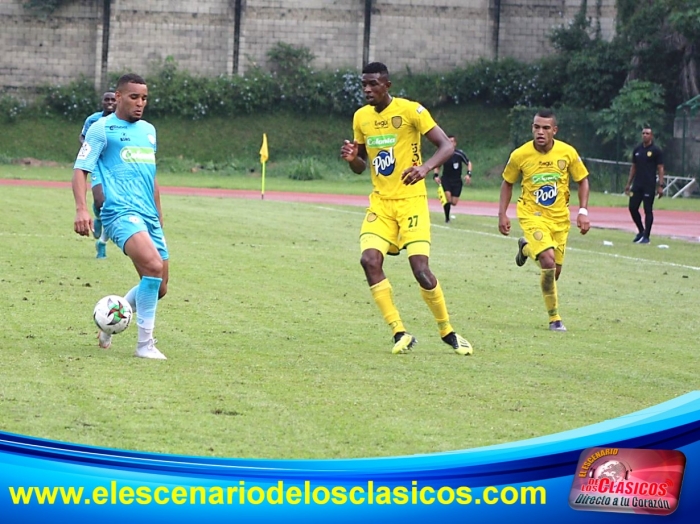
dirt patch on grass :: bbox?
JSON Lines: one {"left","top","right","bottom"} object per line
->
{"left": 13, "top": 157, "right": 63, "bottom": 168}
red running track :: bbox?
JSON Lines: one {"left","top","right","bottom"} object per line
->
{"left": 3, "top": 179, "right": 699, "bottom": 242}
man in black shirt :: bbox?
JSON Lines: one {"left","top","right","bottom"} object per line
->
{"left": 624, "top": 127, "right": 665, "bottom": 244}
{"left": 433, "top": 135, "right": 472, "bottom": 223}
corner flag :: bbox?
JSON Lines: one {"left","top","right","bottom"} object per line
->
{"left": 437, "top": 184, "right": 448, "bottom": 206}
{"left": 260, "top": 133, "right": 269, "bottom": 163}
{"left": 259, "top": 133, "right": 268, "bottom": 199}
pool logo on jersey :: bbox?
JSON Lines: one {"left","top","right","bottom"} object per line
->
{"left": 372, "top": 148, "right": 396, "bottom": 176}
{"left": 535, "top": 185, "right": 558, "bottom": 206}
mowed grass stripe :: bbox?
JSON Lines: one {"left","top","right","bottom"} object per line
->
{"left": 0, "top": 186, "right": 698, "bottom": 459}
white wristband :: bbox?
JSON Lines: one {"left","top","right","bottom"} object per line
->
{"left": 578, "top": 208, "right": 588, "bottom": 216}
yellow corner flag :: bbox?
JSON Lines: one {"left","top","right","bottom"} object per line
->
{"left": 259, "top": 133, "right": 269, "bottom": 163}
{"left": 259, "top": 133, "right": 268, "bottom": 199}
{"left": 437, "top": 184, "right": 448, "bottom": 206}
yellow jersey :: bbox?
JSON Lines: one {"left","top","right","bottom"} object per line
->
{"left": 353, "top": 97, "right": 437, "bottom": 199}
{"left": 502, "top": 139, "right": 589, "bottom": 222}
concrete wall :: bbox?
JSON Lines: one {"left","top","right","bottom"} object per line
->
{"left": 0, "top": 0, "right": 101, "bottom": 89}
{"left": 239, "top": 0, "right": 365, "bottom": 74}
{"left": 0, "top": 0, "right": 616, "bottom": 90}
{"left": 498, "top": 0, "right": 617, "bottom": 62}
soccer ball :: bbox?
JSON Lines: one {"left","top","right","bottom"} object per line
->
{"left": 93, "top": 295, "right": 132, "bottom": 335}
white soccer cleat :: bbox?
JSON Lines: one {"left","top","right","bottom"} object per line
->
{"left": 97, "top": 330, "right": 112, "bottom": 349}
{"left": 134, "top": 339, "right": 167, "bottom": 360}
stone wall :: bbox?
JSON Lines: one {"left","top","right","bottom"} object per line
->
{"left": 0, "top": 0, "right": 616, "bottom": 90}
{"left": 498, "top": 0, "right": 616, "bottom": 62}
{"left": 0, "top": 0, "right": 101, "bottom": 89}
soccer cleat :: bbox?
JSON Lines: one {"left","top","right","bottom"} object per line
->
{"left": 633, "top": 232, "right": 644, "bottom": 243}
{"left": 134, "top": 339, "right": 167, "bottom": 360}
{"left": 97, "top": 330, "right": 112, "bottom": 349}
{"left": 442, "top": 332, "right": 473, "bottom": 356}
{"left": 95, "top": 240, "right": 107, "bottom": 259}
{"left": 391, "top": 332, "right": 417, "bottom": 354}
{"left": 93, "top": 217, "right": 102, "bottom": 239}
{"left": 549, "top": 320, "right": 567, "bottom": 332}
{"left": 515, "top": 237, "right": 528, "bottom": 267}
{"left": 636, "top": 236, "right": 650, "bottom": 244}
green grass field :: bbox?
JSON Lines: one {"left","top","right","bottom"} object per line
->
{"left": 0, "top": 184, "right": 698, "bottom": 459}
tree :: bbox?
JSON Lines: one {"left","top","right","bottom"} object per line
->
{"left": 618, "top": 0, "right": 700, "bottom": 105}
{"left": 596, "top": 80, "right": 666, "bottom": 156}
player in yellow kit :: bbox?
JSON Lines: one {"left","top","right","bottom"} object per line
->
{"left": 340, "top": 62, "right": 472, "bottom": 356}
{"left": 498, "top": 109, "right": 590, "bottom": 332}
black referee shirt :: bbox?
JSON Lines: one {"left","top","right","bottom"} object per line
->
{"left": 440, "top": 149, "right": 470, "bottom": 182}
{"left": 631, "top": 142, "right": 663, "bottom": 192}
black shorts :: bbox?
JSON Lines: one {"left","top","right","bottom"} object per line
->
{"left": 442, "top": 179, "right": 463, "bottom": 197}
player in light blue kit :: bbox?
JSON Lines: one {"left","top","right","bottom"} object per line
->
{"left": 80, "top": 91, "right": 116, "bottom": 259}
{"left": 72, "top": 73, "right": 169, "bottom": 360}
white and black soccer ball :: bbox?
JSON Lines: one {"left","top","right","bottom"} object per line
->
{"left": 93, "top": 295, "right": 132, "bottom": 335}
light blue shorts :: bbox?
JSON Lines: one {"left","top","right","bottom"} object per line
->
{"left": 105, "top": 214, "right": 169, "bottom": 261}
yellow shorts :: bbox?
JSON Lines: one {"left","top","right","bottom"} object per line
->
{"left": 518, "top": 216, "right": 570, "bottom": 266}
{"left": 360, "top": 193, "right": 431, "bottom": 257}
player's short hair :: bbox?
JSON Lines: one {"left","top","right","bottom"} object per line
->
{"left": 116, "top": 73, "right": 146, "bottom": 91}
{"left": 448, "top": 135, "right": 455, "bottom": 139}
{"left": 362, "top": 62, "right": 389, "bottom": 77}
{"left": 535, "top": 108, "right": 557, "bottom": 125}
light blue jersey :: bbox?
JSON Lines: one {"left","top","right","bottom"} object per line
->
{"left": 74, "top": 113, "right": 159, "bottom": 229}
{"left": 81, "top": 111, "right": 106, "bottom": 139}
{"left": 81, "top": 111, "right": 109, "bottom": 188}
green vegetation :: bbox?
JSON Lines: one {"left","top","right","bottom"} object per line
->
{"left": 22, "top": 0, "right": 69, "bottom": 14}
{"left": 0, "top": 185, "right": 698, "bottom": 458}
{"left": 0, "top": 104, "right": 512, "bottom": 187}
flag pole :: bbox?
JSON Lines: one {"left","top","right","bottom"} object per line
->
{"left": 259, "top": 133, "right": 269, "bottom": 200}
{"left": 261, "top": 162, "right": 266, "bottom": 200}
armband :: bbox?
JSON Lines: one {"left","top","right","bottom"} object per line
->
{"left": 578, "top": 208, "right": 588, "bottom": 216}
{"left": 467, "top": 170, "right": 472, "bottom": 176}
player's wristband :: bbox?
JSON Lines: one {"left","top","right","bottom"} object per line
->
{"left": 578, "top": 208, "right": 588, "bottom": 216}
{"left": 467, "top": 171, "right": 472, "bottom": 176}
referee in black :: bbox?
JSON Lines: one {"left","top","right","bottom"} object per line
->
{"left": 624, "top": 126, "right": 665, "bottom": 244}
{"left": 433, "top": 135, "right": 472, "bottom": 223}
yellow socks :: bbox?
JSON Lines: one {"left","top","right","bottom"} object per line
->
{"left": 540, "top": 268, "right": 561, "bottom": 322}
{"left": 419, "top": 281, "right": 453, "bottom": 337}
{"left": 370, "top": 279, "right": 405, "bottom": 335}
